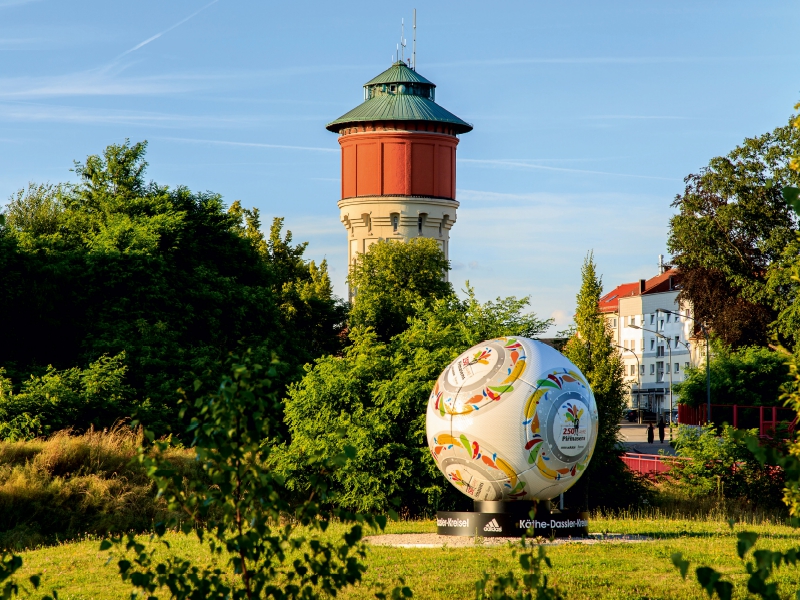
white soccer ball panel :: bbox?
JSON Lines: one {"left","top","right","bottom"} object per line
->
{"left": 426, "top": 337, "right": 599, "bottom": 502}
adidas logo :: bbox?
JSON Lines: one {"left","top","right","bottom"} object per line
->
{"left": 483, "top": 518, "right": 502, "bottom": 533}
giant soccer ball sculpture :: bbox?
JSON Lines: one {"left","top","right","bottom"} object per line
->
{"left": 426, "top": 337, "right": 598, "bottom": 503}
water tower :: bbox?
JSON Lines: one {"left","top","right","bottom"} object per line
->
{"left": 326, "top": 60, "right": 472, "bottom": 279}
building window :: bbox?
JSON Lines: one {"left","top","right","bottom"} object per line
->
{"left": 611, "top": 318, "right": 617, "bottom": 328}
{"left": 650, "top": 364, "right": 655, "bottom": 375}
{"left": 418, "top": 213, "right": 426, "bottom": 234}
{"left": 666, "top": 313, "right": 671, "bottom": 323}
{"left": 657, "top": 346, "right": 665, "bottom": 357}
{"left": 666, "top": 363, "right": 670, "bottom": 374}
{"left": 674, "top": 335, "right": 680, "bottom": 346}
{"left": 659, "top": 319, "right": 664, "bottom": 330}
{"left": 640, "top": 364, "right": 645, "bottom": 375}
{"left": 391, "top": 213, "right": 399, "bottom": 232}
{"left": 650, "top": 314, "right": 654, "bottom": 325}
{"left": 630, "top": 364, "right": 635, "bottom": 376}
{"left": 650, "top": 339, "right": 655, "bottom": 350}
{"left": 675, "top": 362, "right": 680, "bottom": 373}
{"left": 685, "top": 362, "right": 690, "bottom": 370}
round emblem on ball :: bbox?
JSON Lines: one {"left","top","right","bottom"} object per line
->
{"left": 426, "top": 337, "right": 599, "bottom": 501}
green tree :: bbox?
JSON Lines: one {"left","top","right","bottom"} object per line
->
{"left": 670, "top": 108, "right": 800, "bottom": 600}
{"left": 562, "top": 252, "right": 644, "bottom": 509}
{"left": 675, "top": 343, "right": 791, "bottom": 408}
{"left": 0, "top": 140, "right": 344, "bottom": 434}
{"left": 668, "top": 119, "right": 800, "bottom": 348}
{"left": 348, "top": 238, "right": 452, "bottom": 340}
{"left": 277, "top": 289, "right": 551, "bottom": 515}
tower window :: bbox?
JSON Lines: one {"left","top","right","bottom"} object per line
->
{"left": 391, "top": 213, "right": 399, "bottom": 232}
{"left": 418, "top": 213, "right": 426, "bottom": 235}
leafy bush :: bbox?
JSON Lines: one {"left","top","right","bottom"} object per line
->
{"left": 475, "top": 534, "right": 563, "bottom": 600}
{"left": 277, "top": 288, "right": 551, "bottom": 516}
{"left": 0, "top": 354, "right": 133, "bottom": 440}
{"left": 104, "top": 351, "right": 401, "bottom": 600}
{"left": 670, "top": 424, "right": 785, "bottom": 510}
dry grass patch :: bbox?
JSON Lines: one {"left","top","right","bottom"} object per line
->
{"left": 0, "top": 427, "right": 198, "bottom": 549}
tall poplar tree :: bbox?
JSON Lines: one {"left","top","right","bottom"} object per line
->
{"left": 562, "top": 252, "right": 643, "bottom": 508}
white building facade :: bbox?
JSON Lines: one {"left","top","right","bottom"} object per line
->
{"left": 601, "top": 267, "right": 704, "bottom": 415}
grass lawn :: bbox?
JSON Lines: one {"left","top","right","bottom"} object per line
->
{"left": 14, "top": 514, "right": 800, "bottom": 599}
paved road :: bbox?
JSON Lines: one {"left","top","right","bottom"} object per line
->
{"left": 619, "top": 422, "right": 677, "bottom": 455}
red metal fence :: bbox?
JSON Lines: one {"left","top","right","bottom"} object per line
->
{"left": 621, "top": 453, "right": 689, "bottom": 475}
{"left": 677, "top": 404, "right": 797, "bottom": 438}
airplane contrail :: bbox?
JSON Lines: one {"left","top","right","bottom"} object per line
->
{"left": 115, "top": 0, "right": 219, "bottom": 60}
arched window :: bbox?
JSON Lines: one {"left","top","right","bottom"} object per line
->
{"left": 391, "top": 213, "right": 399, "bottom": 232}
{"left": 418, "top": 213, "right": 427, "bottom": 235}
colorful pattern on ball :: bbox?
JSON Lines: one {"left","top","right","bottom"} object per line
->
{"left": 426, "top": 337, "right": 599, "bottom": 502}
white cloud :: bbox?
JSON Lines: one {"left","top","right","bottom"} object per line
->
{"left": 0, "top": 72, "right": 206, "bottom": 100}
{"left": 161, "top": 137, "right": 338, "bottom": 153}
{"left": 425, "top": 55, "right": 780, "bottom": 69}
{"left": 0, "top": 0, "right": 41, "bottom": 7}
{"left": 458, "top": 159, "right": 679, "bottom": 181}
{"left": 580, "top": 115, "right": 689, "bottom": 121}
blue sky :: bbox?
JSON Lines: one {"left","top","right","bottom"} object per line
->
{"left": 1, "top": 1, "right": 798, "bottom": 333}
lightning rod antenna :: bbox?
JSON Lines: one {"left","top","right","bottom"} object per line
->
{"left": 400, "top": 18, "right": 407, "bottom": 62}
{"left": 412, "top": 9, "right": 417, "bottom": 70}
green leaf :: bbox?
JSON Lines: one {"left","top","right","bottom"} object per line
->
{"left": 696, "top": 566, "right": 724, "bottom": 597}
{"left": 782, "top": 186, "right": 800, "bottom": 215}
{"left": 736, "top": 531, "right": 758, "bottom": 559}
{"left": 715, "top": 581, "right": 733, "bottom": 600}
{"left": 99, "top": 540, "right": 113, "bottom": 551}
{"left": 671, "top": 552, "right": 690, "bottom": 580}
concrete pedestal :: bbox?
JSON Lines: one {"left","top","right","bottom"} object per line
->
{"left": 436, "top": 500, "right": 589, "bottom": 538}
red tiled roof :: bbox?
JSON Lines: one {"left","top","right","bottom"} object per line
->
{"left": 597, "top": 268, "right": 681, "bottom": 313}
{"left": 641, "top": 268, "right": 680, "bottom": 295}
{"left": 598, "top": 282, "right": 640, "bottom": 313}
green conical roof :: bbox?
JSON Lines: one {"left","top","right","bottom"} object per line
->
{"left": 364, "top": 62, "right": 435, "bottom": 86}
{"left": 326, "top": 62, "right": 473, "bottom": 134}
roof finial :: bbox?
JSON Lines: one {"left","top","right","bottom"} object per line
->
{"left": 412, "top": 9, "right": 416, "bottom": 70}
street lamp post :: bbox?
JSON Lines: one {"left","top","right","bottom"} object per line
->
{"left": 631, "top": 324, "right": 673, "bottom": 442}
{"left": 613, "top": 344, "right": 641, "bottom": 421}
{"left": 658, "top": 309, "right": 711, "bottom": 425}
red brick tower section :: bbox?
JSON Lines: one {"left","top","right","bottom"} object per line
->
{"left": 327, "top": 61, "right": 472, "bottom": 278}
{"left": 338, "top": 124, "right": 458, "bottom": 200}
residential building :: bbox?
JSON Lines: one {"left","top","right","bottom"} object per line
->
{"left": 599, "top": 259, "right": 702, "bottom": 415}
